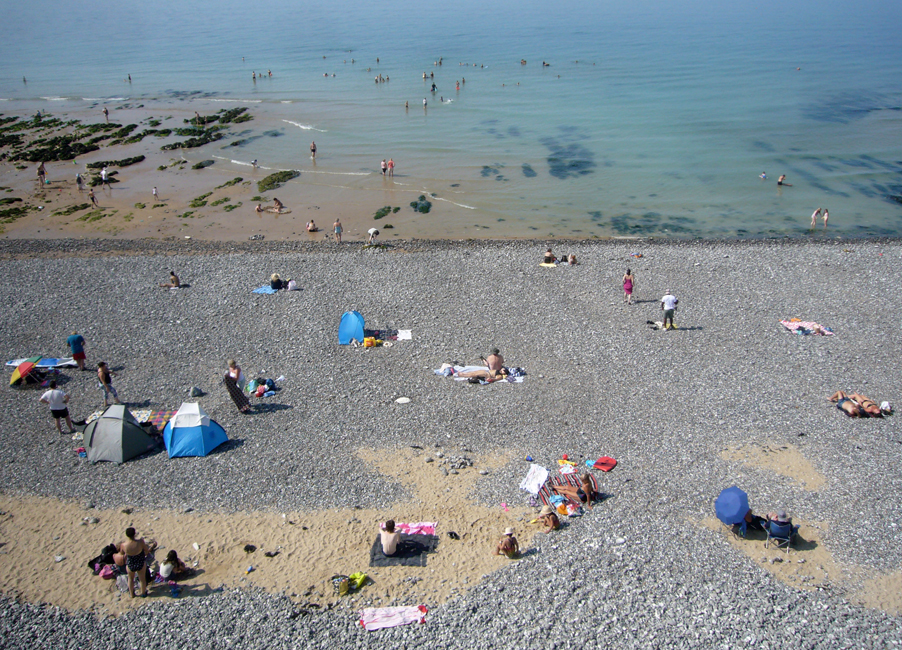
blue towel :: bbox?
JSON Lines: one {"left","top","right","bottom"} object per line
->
{"left": 252, "top": 286, "right": 278, "bottom": 294}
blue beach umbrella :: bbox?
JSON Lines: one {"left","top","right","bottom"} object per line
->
{"left": 714, "top": 486, "right": 749, "bottom": 525}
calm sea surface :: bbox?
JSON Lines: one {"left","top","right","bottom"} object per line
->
{"left": 2, "top": 0, "right": 901, "bottom": 238}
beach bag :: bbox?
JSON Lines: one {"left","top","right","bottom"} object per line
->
{"left": 255, "top": 385, "right": 266, "bottom": 397}
{"left": 331, "top": 575, "right": 350, "bottom": 596}
{"left": 264, "top": 378, "right": 275, "bottom": 390}
{"left": 246, "top": 379, "right": 259, "bottom": 393}
{"left": 116, "top": 574, "right": 129, "bottom": 593}
{"left": 99, "top": 565, "right": 115, "bottom": 580}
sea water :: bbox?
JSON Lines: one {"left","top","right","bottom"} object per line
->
{"left": 1, "top": 0, "right": 901, "bottom": 239}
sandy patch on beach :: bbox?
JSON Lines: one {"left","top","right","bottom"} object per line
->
{"left": 854, "top": 572, "right": 902, "bottom": 616}
{"left": 720, "top": 442, "right": 826, "bottom": 491}
{"left": 701, "top": 518, "right": 849, "bottom": 590}
{"left": 0, "top": 448, "right": 535, "bottom": 615}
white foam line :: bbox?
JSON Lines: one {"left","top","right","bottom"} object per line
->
{"left": 432, "top": 195, "right": 476, "bottom": 210}
{"left": 211, "top": 155, "right": 277, "bottom": 169}
{"left": 282, "top": 120, "right": 327, "bottom": 132}
{"left": 41, "top": 97, "right": 68, "bottom": 101}
{"left": 280, "top": 101, "right": 293, "bottom": 104}
{"left": 209, "top": 98, "right": 262, "bottom": 103}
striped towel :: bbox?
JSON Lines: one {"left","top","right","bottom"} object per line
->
{"left": 359, "top": 605, "right": 427, "bottom": 631}
{"left": 780, "top": 320, "right": 833, "bottom": 335}
{"left": 538, "top": 473, "right": 600, "bottom": 508}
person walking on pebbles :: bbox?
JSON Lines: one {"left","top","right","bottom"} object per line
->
{"left": 661, "top": 290, "right": 678, "bottom": 330}
{"left": 333, "top": 218, "right": 343, "bottom": 243}
{"left": 97, "top": 361, "right": 122, "bottom": 407}
{"left": 40, "top": 380, "right": 75, "bottom": 435}
{"left": 622, "top": 268, "right": 635, "bottom": 305}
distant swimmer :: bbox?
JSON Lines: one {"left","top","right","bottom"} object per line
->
{"left": 423, "top": 98, "right": 427, "bottom": 107}
{"left": 777, "top": 174, "right": 792, "bottom": 187}
{"left": 810, "top": 208, "right": 821, "bottom": 227}
{"left": 22, "top": 77, "right": 26, "bottom": 83}
{"left": 405, "top": 101, "right": 409, "bottom": 109}
{"left": 251, "top": 159, "right": 258, "bottom": 169}
{"left": 310, "top": 141, "right": 316, "bottom": 158}
{"left": 423, "top": 72, "right": 427, "bottom": 79}
{"left": 760, "top": 172, "right": 767, "bottom": 179}
{"left": 430, "top": 71, "right": 434, "bottom": 78}
{"left": 431, "top": 83, "right": 437, "bottom": 92}
{"left": 455, "top": 81, "right": 460, "bottom": 90}
{"left": 521, "top": 59, "right": 527, "bottom": 65}
{"left": 542, "top": 61, "right": 550, "bottom": 67}
{"left": 128, "top": 74, "right": 132, "bottom": 82}
{"left": 822, "top": 208, "right": 829, "bottom": 229}
{"left": 461, "top": 77, "right": 465, "bottom": 83}
{"left": 376, "top": 57, "right": 379, "bottom": 63}
{"left": 268, "top": 70, "right": 272, "bottom": 77}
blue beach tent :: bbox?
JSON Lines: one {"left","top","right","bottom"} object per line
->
{"left": 338, "top": 310, "right": 365, "bottom": 344}
{"left": 162, "top": 402, "right": 228, "bottom": 458}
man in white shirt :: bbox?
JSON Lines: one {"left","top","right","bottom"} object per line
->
{"left": 40, "top": 380, "right": 74, "bottom": 434}
{"left": 661, "top": 291, "right": 678, "bottom": 330}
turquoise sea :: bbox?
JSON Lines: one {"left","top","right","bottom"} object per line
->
{"left": 2, "top": 0, "right": 902, "bottom": 238}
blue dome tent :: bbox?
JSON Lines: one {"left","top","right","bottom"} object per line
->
{"left": 338, "top": 310, "right": 365, "bottom": 345}
{"left": 163, "top": 402, "right": 228, "bottom": 458}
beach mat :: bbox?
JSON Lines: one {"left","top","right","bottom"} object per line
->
{"left": 538, "top": 473, "right": 600, "bottom": 508}
{"left": 369, "top": 534, "right": 439, "bottom": 567}
{"left": 252, "top": 286, "right": 278, "bottom": 295}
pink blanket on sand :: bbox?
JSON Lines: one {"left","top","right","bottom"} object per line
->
{"left": 360, "top": 605, "right": 428, "bottom": 631}
{"left": 780, "top": 320, "right": 833, "bottom": 335}
{"left": 394, "top": 522, "right": 437, "bottom": 535}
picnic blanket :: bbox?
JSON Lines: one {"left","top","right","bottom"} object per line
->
{"left": 252, "top": 286, "right": 278, "bottom": 294}
{"left": 519, "top": 464, "right": 549, "bottom": 494}
{"left": 433, "top": 365, "right": 526, "bottom": 383}
{"left": 85, "top": 408, "right": 176, "bottom": 427}
{"left": 360, "top": 605, "right": 427, "bottom": 631}
{"left": 780, "top": 320, "right": 833, "bottom": 335}
{"left": 363, "top": 329, "right": 413, "bottom": 341}
{"left": 537, "top": 473, "right": 600, "bottom": 509}
{"left": 369, "top": 534, "right": 439, "bottom": 567}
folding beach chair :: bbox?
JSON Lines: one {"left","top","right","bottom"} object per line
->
{"left": 764, "top": 521, "right": 797, "bottom": 554}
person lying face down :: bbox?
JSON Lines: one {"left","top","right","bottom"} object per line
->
{"left": 381, "top": 519, "right": 400, "bottom": 556}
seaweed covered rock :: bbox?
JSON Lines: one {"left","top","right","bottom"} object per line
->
{"left": 10, "top": 135, "right": 99, "bottom": 162}
{"left": 410, "top": 195, "right": 433, "bottom": 214}
{"left": 86, "top": 155, "right": 145, "bottom": 169}
{"left": 161, "top": 130, "right": 224, "bottom": 151}
{"left": 192, "top": 160, "right": 214, "bottom": 170}
{"left": 257, "top": 170, "right": 299, "bottom": 193}
{"left": 373, "top": 206, "right": 392, "bottom": 220}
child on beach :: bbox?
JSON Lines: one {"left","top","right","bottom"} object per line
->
{"left": 380, "top": 520, "right": 401, "bottom": 556}
{"left": 538, "top": 505, "right": 560, "bottom": 533}
{"left": 495, "top": 528, "right": 519, "bottom": 558}
{"left": 159, "top": 550, "right": 193, "bottom": 580}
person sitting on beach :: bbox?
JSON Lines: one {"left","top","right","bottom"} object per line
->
{"left": 159, "top": 549, "right": 193, "bottom": 581}
{"left": 381, "top": 520, "right": 401, "bottom": 556}
{"left": 455, "top": 347, "right": 508, "bottom": 382}
{"left": 742, "top": 508, "right": 767, "bottom": 532}
{"left": 306, "top": 220, "right": 318, "bottom": 232}
{"left": 552, "top": 474, "right": 596, "bottom": 510}
{"left": 567, "top": 254, "right": 577, "bottom": 265}
{"left": 495, "top": 528, "right": 519, "bottom": 558}
{"left": 543, "top": 248, "right": 557, "bottom": 264}
{"left": 255, "top": 204, "right": 264, "bottom": 214}
{"left": 538, "top": 505, "right": 560, "bottom": 533}
{"left": 286, "top": 278, "right": 298, "bottom": 291}
{"left": 159, "top": 270, "right": 180, "bottom": 288}
{"left": 830, "top": 391, "right": 883, "bottom": 417}
{"left": 272, "top": 198, "right": 284, "bottom": 212}
{"left": 117, "top": 527, "right": 154, "bottom": 598}
{"left": 764, "top": 510, "right": 794, "bottom": 532}
{"left": 270, "top": 273, "right": 284, "bottom": 291}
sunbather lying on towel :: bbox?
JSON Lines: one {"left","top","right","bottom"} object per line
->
{"left": 551, "top": 473, "right": 595, "bottom": 510}
{"left": 830, "top": 391, "right": 883, "bottom": 417}
{"left": 455, "top": 367, "right": 510, "bottom": 382}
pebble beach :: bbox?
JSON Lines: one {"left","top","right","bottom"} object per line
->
{"left": 0, "top": 236, "right": 900, "bottom": 648}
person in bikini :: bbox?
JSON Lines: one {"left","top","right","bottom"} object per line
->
{"left": 495, "top": 528, "right": 519, "bottom": 558}
{"left": 830, "top": 391, "right": 883, "bottom": 417}
{"left": 538, "top": 505, "right": 560, "bottom": 532}
{"left": 552, "top": 474, "right": 596, "bottom": 510}
{"left": 117, "top": 527, "right": 154, "bottom": 597}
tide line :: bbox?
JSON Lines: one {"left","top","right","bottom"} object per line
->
{"left": 209, "top": 98, "right": 262, "bottom": 103}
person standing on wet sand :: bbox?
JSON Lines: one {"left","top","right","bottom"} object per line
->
{"left": 333, "top": 218, "right": 343, "bottom": 243}
{"left": 37, "top": 163, "right": 46, "bottom": 186}
{"left": 310, "top": 141, "right": 316, "bottom": 158}
{"left": 102, "top": 107, "right": 109, "bottom": 121}
{"left": 381, "top": 159, "right": 388, "bottom": 176}
{"left": 88, "top": 188, "right": 99, "bottom": 207}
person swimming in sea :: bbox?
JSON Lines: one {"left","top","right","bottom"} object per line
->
{"left": 778, "top": 174, "right": 792, "bottom": 187}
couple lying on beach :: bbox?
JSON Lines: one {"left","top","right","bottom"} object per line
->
{"left": 436, "top": 348, "right": 527, "bottom": 383}
{"left": 830, "top": 391, "right": 892, "bottom": 418}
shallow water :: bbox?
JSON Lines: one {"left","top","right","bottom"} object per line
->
{"left": 2, "top": 0, "right": 901, "bottom": 238}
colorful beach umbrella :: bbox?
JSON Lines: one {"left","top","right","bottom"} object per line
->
{"left": 10, "top": 356, "right": 41, "bottom": 386}
{"left": 714, "top": 486, "right": 749, "bottom": 525}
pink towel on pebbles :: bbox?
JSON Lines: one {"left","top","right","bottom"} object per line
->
{"left": 395, "top": 522, "right": 437, "bottom": 535}
{"left": 780, "top": 320, "right": 833, "bottom": 335}
{"left": 360, "top": 605, "right": 427, "bottom": 630}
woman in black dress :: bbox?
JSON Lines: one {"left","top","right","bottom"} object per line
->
{"left": 223, "top": 372, "right": 251, "bottom": 413}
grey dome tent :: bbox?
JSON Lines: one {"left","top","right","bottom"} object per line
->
{"left": 84, "top": 405, "right": 158, "bottom": 464}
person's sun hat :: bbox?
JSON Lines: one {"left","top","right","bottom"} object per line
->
{"left": 504, "top": 527, "right": 514, "bottom": 536}
{"left": 775, "top": 510, "right": 790, "bottom": 523}
{"left": 539, "top": 505, "right": 553, "bottom": 516}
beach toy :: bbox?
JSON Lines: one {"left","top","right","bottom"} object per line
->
{"left": 525, "top": 455, "right": 533, "bottom": 462}
{"left": 562, "top": 454, "right": 568, "bottom": 461}
{"left": 246, "top": 565, "right": 254, "bottom": 574}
